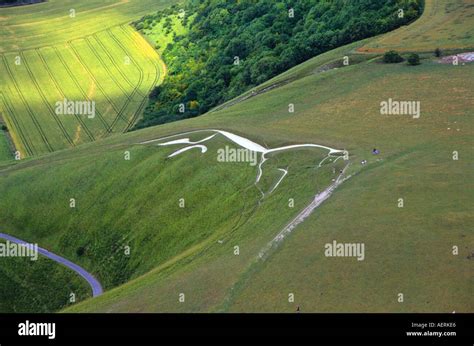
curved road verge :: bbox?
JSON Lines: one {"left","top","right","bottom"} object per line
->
{"left": 0, "top": 233, "right": 103, "bottom": 297}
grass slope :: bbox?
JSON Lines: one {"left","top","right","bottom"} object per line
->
{"left": 65, "top": 52, "right": 472, "bottom": 313}
{"left": 0, "top": 241, "right": 90, "bottom": 312}
{"left": 64, "top": 0, "right": 472, "bottom": 313}
{"left": 359, "top": 0, "right": 474, "bottom": 52}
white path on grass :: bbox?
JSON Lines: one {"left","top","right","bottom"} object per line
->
{"left": 269, "top": 168, "right": 288, "bottom": 194}
{"left": 140, "top": 129, "right": 346, "bottom": 193}
{"left": 258, "top": 163, "right": 352, "bottom": 260}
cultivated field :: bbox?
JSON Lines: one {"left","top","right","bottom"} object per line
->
{"left": 0, "top": 0, "right": 177, "bottom": 157}
{"left": 0, "top": 0, "right": 179, "bottom": 51}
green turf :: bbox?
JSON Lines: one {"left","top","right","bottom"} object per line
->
{"left": 0, "top": 240, "right": 91, "bottom": 312}
{"left": 61, "top": 145, "right": 339, "bottom": 313}
{"left": 59, "top": 0, "right": 474, "bottom": 314}
{"left": 0, "top": 121, "right": 343, "bottom": 313}
{"left": 359, "top": 0, "right": 474, "bottom": 52}
{"left": 62, "top": 54, "right": 472, "bottom": 313}
{"left": 0, "top": 135, "right": 264, "bottom": 290}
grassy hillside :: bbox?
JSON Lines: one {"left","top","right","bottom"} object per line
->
{"left": 63, "top": 52, "right": 472, "bottom": 313}
{"left": 63, "top": 0, "right": 472, "bottom": 313}
{"left": 0, "top": 241, "right": 90, "bottom": 312}
{"left": 0, "top": 1, "right": 177, "bottom": 157}
{"left": 0, "top": 0, "right": 472, "bottom": 313}
{"left": 0, "top": 130, "right": 341, "bottom": 311}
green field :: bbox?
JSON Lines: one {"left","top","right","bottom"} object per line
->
{"left": 359, "top": 0, "right": 474, "bottom": 52}
{"left": 61, "top": 55, "right": 472, "bottom": 313}
{"left": 0, "top": 0, "right": 180, "bottom": 51}
{"left": 0, "top": 1, "right": 177, "bottom": 157}
{"left": 0, "top": 0, "right": 472, "bottom": 313}
{"left": 0, "top": 129, "right": 345, "bottom": 310}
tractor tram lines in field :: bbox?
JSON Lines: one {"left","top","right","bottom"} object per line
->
{"left": 117, "top": 25, "right": 164, "bottom": 131}
{"left": 105, "top": 27, "right": 148, "bottom": 131}
{"left": 82, "top": 36, "right": 138, "bottom": 132}
{"left": 35, "top": 48, "right": 96, "bottom": 143}
{"left": 94, "top": 30, "right": 149, "bottom": 131}
{"left": 94, "top": 31, "right": 146, "bottom": 98}
{"left": 120, "top": 25, "right": 163, "bottom": 91}
{"left": 1, "top": 54, "right": 54, "bottom": 154}
{"left": 0, "top": 25, "right": 160, "bottom": 157}
{"left": 19, "top": 51, "right": 74, "bottom": 147}
{"left": 109, "top": 26, "right": 154, "bottom": 129}
{"left": 61, "top": 42, "right": 116, "bottom": 134}
{"left": 85, "top": 36, "right": 134, "bottom": 100}
{"left": 0, "top": 92, "right": 34, "bottom": 157}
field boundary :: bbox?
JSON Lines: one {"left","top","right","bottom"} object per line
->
{"left": 118, "top": 25, "right": 164, "bottom": 130}
{"left": 0, "top": 92, "right": 33, "bottom": 156}
{"left": 106, "top": 27, "right": 147, "bottom": 131}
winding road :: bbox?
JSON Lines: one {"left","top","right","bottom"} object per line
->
{"left": 0, "top": 233, "right": 103, "bottom": 297}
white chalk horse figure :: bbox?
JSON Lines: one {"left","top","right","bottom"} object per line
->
{"left": 140, "top": 129, "right": 347, "bottom": 195}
